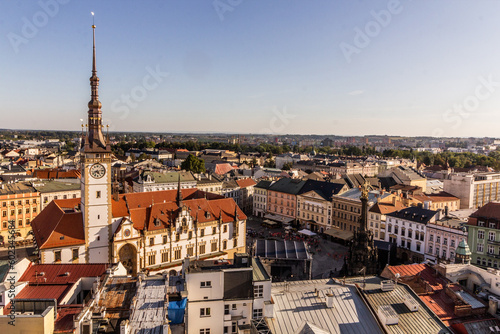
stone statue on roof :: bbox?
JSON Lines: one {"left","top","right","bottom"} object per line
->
{"left": 360, "top": 181, "right": 371, "bottom": 200}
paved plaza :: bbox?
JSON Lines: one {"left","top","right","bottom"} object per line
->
{"left": 246, "top": 216, "right": 349, "bottom": 279}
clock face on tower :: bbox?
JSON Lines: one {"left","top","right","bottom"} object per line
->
{"left": 89, "top": 163, "right": 106, "bottom": 179}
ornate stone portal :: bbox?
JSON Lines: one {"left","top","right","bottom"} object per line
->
{"left": 344, "top": 182, "right": 378, "bottom": 276}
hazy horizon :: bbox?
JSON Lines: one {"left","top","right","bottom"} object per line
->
{"left": 4, "top": 1, "right": 500, "bottom": 137}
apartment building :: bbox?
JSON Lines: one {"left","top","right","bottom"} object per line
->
{"left": 467, "top": 202, "right": 500, "bottom": 268}
{"left": 253, "top": 180, "right": 273, "bottom": 218}
{"left": 425, "top": 216, "right": 468, "bottom": 264}
{"left": 385, "top": 206, "right": 439, "bottom": 263}
{"left": 0, "top": 183, "right": 40, "bottom": 242}
{"left": 444, "top": 172, "right": 500, "bottom": 209}
{"left": 184, "top": 254, "right": 272, "bottom": 334}
{"left": 331, "top": 188, "right": 391, "bottom": 234}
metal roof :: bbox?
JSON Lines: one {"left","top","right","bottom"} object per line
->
{"left": 255, "top": 239, "right": 312, "bottom": 260}
{"left": 266, "top": 279, "right": 383, "bottom": 334}
{"left": 345, "top": 276, "right": 451, "bottom": 334}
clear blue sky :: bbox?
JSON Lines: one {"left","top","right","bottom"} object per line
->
{"left": 2, "top": 0, "right": 500, "bottom": 137}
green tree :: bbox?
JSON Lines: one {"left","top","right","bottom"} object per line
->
{"left": 282, "top": 162, "right": 293, "bottom": 170}
{"left": 181, "top": 154, "right": 206, "bottom": 173}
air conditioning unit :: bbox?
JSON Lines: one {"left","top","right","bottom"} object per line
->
{"left": 403, "top": 295, "right": 419, "bottom": 312}
{"left": 378, "top": 305, "right": 398, "bottom": 325}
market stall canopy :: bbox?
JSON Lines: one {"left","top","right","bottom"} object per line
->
{"left": 298, "top": 229, "right": 316, "bottom": 236}
{"left": 324, "top": 228, "right": 353, "bottom": 241}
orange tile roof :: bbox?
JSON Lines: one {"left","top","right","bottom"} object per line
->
{"left": 33, "top": 169, "right": 81, "bottom": 179}
{"left": 55, "top": 306, "right": 84, "bottom": 333}
{"left": 388, "top": 263, "right": 444, "bottom": 291}
{"left": 369, "top": 201, "right": 407, "bottom": 215}
{"left": 236, "top": 178, "right": 257, "bottom": 188}
{"left": 215, "top": 163, "right": 234, "bottom": 175}
{"left": 33, "top": 188, "right": 245, "bottom": 249}
{"left": 31, "top": 198, "right": 84, "bottom": 250}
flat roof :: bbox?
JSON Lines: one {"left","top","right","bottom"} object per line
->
{"left": 266, "top": 279, "right": 383, "bottom": 334}
{"left": 252, "top": 258, "right": 270, "bottom": 281}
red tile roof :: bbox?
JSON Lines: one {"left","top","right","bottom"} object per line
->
{"left": 214, "top": 163, "right": 234, "bottom": 175}
{"left": 388, "top": 263, "right": 445, "bottom": 291}
{"left": 19, "top": 263, "right": 109, "bottom": 284}
{"left": 33, "top": 187, "right": 245, "bottom": 250}
{"left": 16, "top": 285, "right": 71, "bottom": 303}
{"left": 31, "top": 198, "right": 85, "bottom": 249}
{"left": 236, "top": 178, "right": 257, "bottom": 188}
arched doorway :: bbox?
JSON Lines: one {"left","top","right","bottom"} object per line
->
{"left": 169, "top": 269, "right": 177, "bottom": 277}
{"left": 118, "top": 243, "right": 138, "bottom": 276}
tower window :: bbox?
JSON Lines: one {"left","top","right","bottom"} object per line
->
{"left": 96, "top": 191, "right": 101, "bottom": 198}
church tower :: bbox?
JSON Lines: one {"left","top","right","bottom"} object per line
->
{"left": 80, "top": 23, "right": 112, "bottom": 263}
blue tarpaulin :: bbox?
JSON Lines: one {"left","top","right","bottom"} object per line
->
{"left": 168, "top": 298, "right": 187, "bottom": 324}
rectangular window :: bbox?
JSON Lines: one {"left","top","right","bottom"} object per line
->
{"left": 200, "top": 329, "right": 210, "bottom": 334}
{"left": 25, "top": 200, "right": 29, "bottom": 204}
{"left": 478, "top": 230, "right": 485, "bottom": 239}
{"left": 96, "top": 191, "right": 101, "bottom": 198}
{"left": 72, "top": 248, "right": 78, "bottom": 259}
{"left": 489, "top": 231, "right": 496, "bottom": 241}
{"left": 223, "top": 225, "right": 228, "bottom": 233}
{"left": 211, "top": 242, "right": 217, "bottom": 252}
{"left": 254, "top": 285, "right": 263, "bottom": 298}
{"left": 55, "top": 250, "right": 61, "bottom": 262}
{"left": 187, "top": 246, "right": 193, "bottom": 256}
{"left": 253, "top": 308, "right": 263, "bottom": 319}
{"left": 477, "top": 243, "right": 484, "bottom": 252}
{"left": 233, "top": 238, "right": 238, "bottom": 248}
{"left": 200, "top": 308, "right": 211, "bottom": 317}
{"left": 163, "top": 235, "right": 168, "bottom": 244}
{"left": 150, "top": 237, "right": 154, "bottom": 246}
{"left": 212, "top": 227, "right": 217, "bottom": 234}
{"left": 201, "top": 281, "right": 212, "bottom": 288}
{"left": 488, "top": 245, "right": 495, "bottom": 254}
{"left": 174, "top": 249, "right": 181, "bottom": 260}
{"left": 161, "top": 252, "right": 169, "bottom": 263}
{"left": 2, "top": 211, "right": 5, "bottom": 217}
{"left": 224, "top": 305, "right": 230, "bottom": 315}
{"left": 148, "top": 254, "right": 155, "bottom": 266}
{"left": 200, "top": 244, "right": 206, "bottom": 254}
{"left": 200, "top": 229, "right": 205, "bottom": 237}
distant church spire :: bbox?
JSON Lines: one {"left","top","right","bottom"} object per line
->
{"left": 84, "top": 19, "right": 107, "bottom": 151}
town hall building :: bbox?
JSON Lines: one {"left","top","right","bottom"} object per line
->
{"left": 30, "top": 25, "right": 247, "bottom": 275}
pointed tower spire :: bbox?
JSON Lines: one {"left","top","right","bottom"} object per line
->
{"left": 176, "top": 174, "right": 183, "bottom": 207}
{"left": 85, "top": 15, "right": 107, "bottom": 151}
